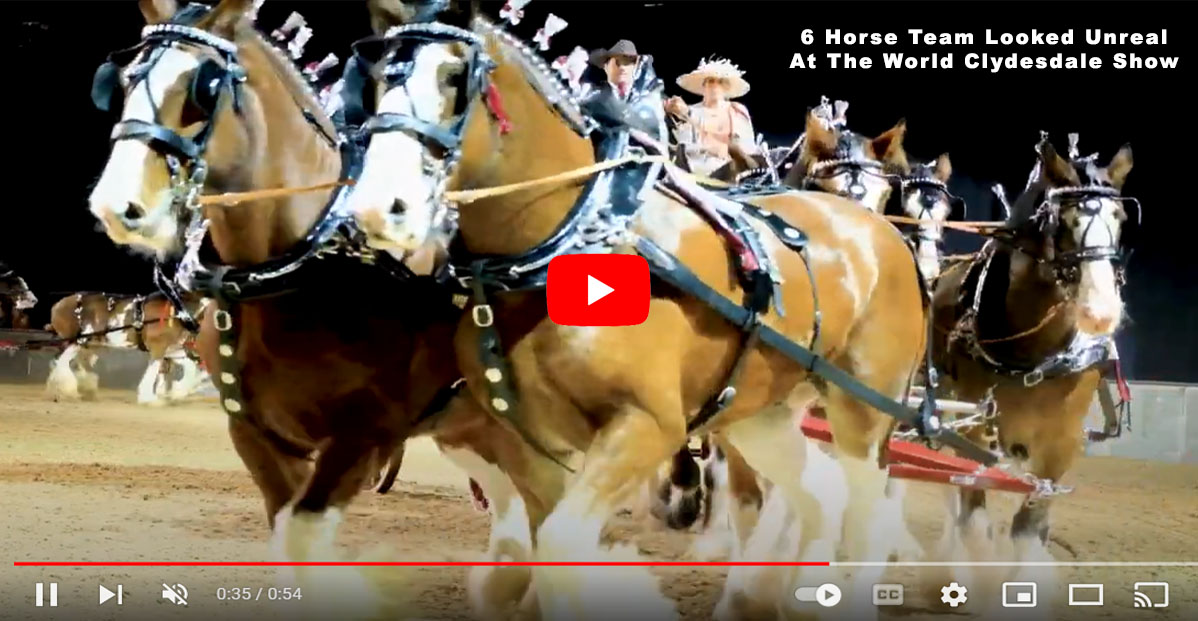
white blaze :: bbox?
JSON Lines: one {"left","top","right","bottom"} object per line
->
{"left": 348, "top": 44, "right": 463, "bottom": 250}
{"left": 1075, "top": 199, "right": 1124, "bottom": 335}
{"left": 88, "top": 48, "right": 199, "bottom": 252}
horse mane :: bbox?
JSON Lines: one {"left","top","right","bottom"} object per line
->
{"left": 238, "top": 23, "right": 338, "bottom": 142}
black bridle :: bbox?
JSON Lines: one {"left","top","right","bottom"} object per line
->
{"left": 898, "top": 175, "right": 967, "bottom": 245}
{"left": 799, "top": 156, "right": 906, "bottom": 208}
{"left": 1005, "top": 184, "right": 1140, "bottom": 287}
{"left": 348, "top": 23, "right": 494, "bottom": 153}
{"left": 91, "top": 6, "right": 244, "bottom": 332}
{"left": 91, "top": 10, "right": 247, "bottom": 211}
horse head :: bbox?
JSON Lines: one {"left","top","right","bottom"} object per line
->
{"left": 345, "top": 0, "right": 596, "bottom": 253}
{"left": 785, "top": 99, "right": 909, "bottom": 212}
{"left": 87, "top": 0, "right": 340, "bottom": 260}
{"left": 1001, "top": 133, "right": 1136, "bottom": 336}
{"left": 898, "top": 153, "right": 963, "bottom": 282}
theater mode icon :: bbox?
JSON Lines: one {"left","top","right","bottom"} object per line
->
{"left": 1068, "top": 583, "right": 1104, "bottom": 606}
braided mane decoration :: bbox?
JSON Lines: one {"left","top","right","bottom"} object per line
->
{"left": 811, "top": 95, "right": 849, "bottom": 130}
{"left": 471, "top": 16, "right": 593, "bottom": 135}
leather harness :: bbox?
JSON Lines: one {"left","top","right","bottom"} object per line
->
{"left": 348, "top": 16, "right": 999, "bottom": 468}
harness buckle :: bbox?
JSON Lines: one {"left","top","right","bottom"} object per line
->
{"left": 472, "top": 304, "right": 494, "bottom": 327}
{"left": 1022, "top": 368, "right": 1044, "bottom": 387}
{"left": 213, "top": 309, "right": 233, "bottom": 332}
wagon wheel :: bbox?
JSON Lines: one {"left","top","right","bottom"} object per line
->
{"left": 367, "top": 444, "right": 405, "bottom": 494}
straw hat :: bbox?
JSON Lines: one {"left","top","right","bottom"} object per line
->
{"left": 676, "top": 57, "right": 749, "bottom": 99}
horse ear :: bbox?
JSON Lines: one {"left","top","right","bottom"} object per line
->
{"left": 1038, "top": 139, "right": 1080, "bottom": 186}
{"left": 139, "top": 0, "right": 178, "bottom": 24}
{"left": 804, "top": 108, "right": 837, "bottom": 158}
{"left": 872, "top": 118, "right": 908, "bottom": 173}
{"left": 201, "top": 0, "right": 254, "bottom": 38}
{"left": 368, "top": 0, "right": 414, "bottom": 33}
{"left": 1106, "top": 144, "right": 1133, "bottom": 189}
{"left": 934, "top": 153, "right": 952, "bottom": 181}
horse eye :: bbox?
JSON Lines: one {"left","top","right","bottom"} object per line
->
{"left": 179, "top": 98, "right": 207, "bottom": 128}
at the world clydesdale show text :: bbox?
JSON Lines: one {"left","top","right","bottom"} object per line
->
{"left": 789, "top": 29, "right": 1177, "bottom": 72}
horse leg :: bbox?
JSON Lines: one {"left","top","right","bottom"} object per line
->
{"left": 269, "top": 429, "right": 386, "bottom": 619}
{"left": 438, "top": 442, "right": 538, "bottom": 621}
{"left": 76, "top": 346, "right": 100, "bottom": 400}
{"left": 45, "top": 343, "right": 81, "bottom": 400}
{"left": 714, "top": 392, "right": 845, "bottom": 621}
{"left": 170, "top": 354, "right": 204, "bottom": 401}
{"left": 657, "top": 445, "right": 705, "bottom": 530}
{"left": 821, "top": 374, "right": 916, "bottom": 620}
{"left": 690, "top": 434, "right": 763, "bottom": 562}
{"left": 227, "top": 417, "right": 309, "bottom": 528}
{"left": 136, "top": 357, "right": 164, "bottom": 405}
{"left": 993, "top": 377, "right": 1095, "bottom": 618}
{"left": 880, "top": 479, "right": 925, "bottom": 561}
{"left": 530, "top": 406, "right": 683, "bottom": 621}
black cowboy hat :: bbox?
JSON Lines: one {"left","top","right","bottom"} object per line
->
{"left": 590, "top": 39, "right": 639, "bottom": 67}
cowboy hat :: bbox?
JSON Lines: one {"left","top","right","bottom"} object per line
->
{"left": 590, "top": 39, "right": 639, "bottom": 67}
{"left": 676, "top": 57, "right": 750, "bottom": 99}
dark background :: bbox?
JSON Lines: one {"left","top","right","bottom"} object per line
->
{"left": 1, "top": 1, "right": 1194, "bottom": 382}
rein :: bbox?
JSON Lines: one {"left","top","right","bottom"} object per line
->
{"left": 196, "top": 179, "right": 356, "bottom": 206}
{"left": 885, "top": 215, "right": 1004, "bottom": 235}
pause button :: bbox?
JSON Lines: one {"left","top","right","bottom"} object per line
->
{"left": 35, "top": 582, "right": 58, "bottom": 607}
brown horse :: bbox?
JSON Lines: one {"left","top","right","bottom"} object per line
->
{"left": 662, "top": 107, "right": 930, "bottom": 565}
{"left": 347, "top": 3, "right": 933, "bottom": 618}
{"left": 897, "top": 154, "right": 963, "bottom": 284}
{"left": 44, "top": 291, "right": 207, "bottom": 404}
{"left": 85, "top": 1, "right": 535, "bottom": 616}
{"left": 929, "top": 133, "right": 1134, "bottom": 612}
{"left": 656, "top": 151, "right": 963, "bottom": 554}
{"left": 781, "top": 98, "right": 910, "bottom": 212}
{"left": 0, "top": 264, "right": 36, "bottom": 329}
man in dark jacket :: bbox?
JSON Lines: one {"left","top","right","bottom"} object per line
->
{"left": 579, "top": 40, "right": 668, "bottom": 156}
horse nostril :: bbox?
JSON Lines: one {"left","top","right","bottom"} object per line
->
{"left": 389, "top": 198, "right": 407, "bottom": 218}
{"left": 122, "top": 201, "right": 147, "bottom": 222}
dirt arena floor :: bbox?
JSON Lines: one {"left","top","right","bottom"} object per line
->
{"left": 1, "top": 383, "right": 1195, "bottom": 620}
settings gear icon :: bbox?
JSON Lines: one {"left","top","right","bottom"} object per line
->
{"left": 940, "top": 582, "right": 968, "bottom": 607}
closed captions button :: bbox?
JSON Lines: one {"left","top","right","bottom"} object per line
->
{"left": 873, "top": 583, "right": 904, "bottom": 606}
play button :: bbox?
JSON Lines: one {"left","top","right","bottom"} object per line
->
{"left": 587, "top": 275, "right": 614, "bottom": 305}
{"left": 795, "top": 583, "right": 841, "bottom": 607}
{"left": 816, "top": 583, "right": 841, "bottom": 607}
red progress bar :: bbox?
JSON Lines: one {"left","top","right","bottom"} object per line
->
{"left": 15, "top": 561, "right": 830, "bottom": 567}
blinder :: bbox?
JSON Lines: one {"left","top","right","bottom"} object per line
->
{"left": 1028, "top": 185, "right": 1141, "bottom": 285}
{"left": 91, "top": 44, "right": 146, "bottom": 113}
{"left": 349, "top": 23, "right": 493, "bottom": 151}
{"left": 189, "top": 58, "right": 229, "bottom": 117}
{"left": 901, "top": 177, "right": 967, "bottom": 222}
{"left": 802, "top": 158, "right": 896, "bottom": 203}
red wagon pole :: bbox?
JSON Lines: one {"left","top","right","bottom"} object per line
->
{"left": 798, "top": 415, "right": 1035, "bottom": 495}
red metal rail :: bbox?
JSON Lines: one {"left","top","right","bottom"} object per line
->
{"left": 799, "top": 415, "right": 1034, "bottom": 494}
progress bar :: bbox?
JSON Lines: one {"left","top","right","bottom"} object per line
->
{"left": 12, "top": 561, "right": 831, "bottom": 567}
{"left": 831, "top": 562, "right": 1198, "bottom": 567}
{"left": 12, "top": 561, "right": 1198, "bottom": 568}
